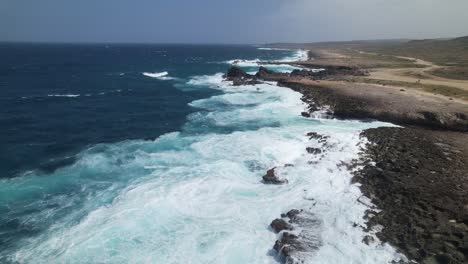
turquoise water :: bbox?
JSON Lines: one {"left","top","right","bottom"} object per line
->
{"left": 0, "top": 46, "right": 403, "bottom": 263}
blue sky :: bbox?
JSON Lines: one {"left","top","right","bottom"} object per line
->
{"left": 1, "top": 0, "right": 468, "bottom": 43}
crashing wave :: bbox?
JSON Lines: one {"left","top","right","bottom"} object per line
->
{"left": 277, "top": 49, "right": 309, "bottom": 62}
{"left": 226, "top": 59, "right": 262, "bottom": 67}
{"left": 186, "top": 73, "right": 225, "bottom": 88}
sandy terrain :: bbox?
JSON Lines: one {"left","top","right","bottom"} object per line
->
{"left": 367, "top": 55, "right": 468, "bottom": 92}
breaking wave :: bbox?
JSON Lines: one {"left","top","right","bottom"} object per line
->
{"left": 47, "top": 94, "right": 80, "bottom": 98}
{"left": 142, "top": 71, "right": 176, "bottom": 80}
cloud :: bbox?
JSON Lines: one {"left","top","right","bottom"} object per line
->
{"left": 257, "top": 0, "right": 468, "bottom": 42}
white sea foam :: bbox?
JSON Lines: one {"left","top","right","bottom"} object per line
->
{"left": 257, "top": 47, "right": 291, "bottom": 51}
{"left": 47, "top": 94, "right": 80, "bottom": 98}
{"left": 186, "top": 73, "right": 225, "bottom": 88}
{"left": 277, "top": 49, "right": 309, "bottom": 62}
{"left": 224, "top": 49, "right": 309, "bottom": 75}
{"left": 225, "top": 59, "right": 302, "bottom": 73}
{"left": 8, "top": 72, "right": 404, "bottom": 264}
{"left": 142, "top": 71, "right": 176, "bottom": 80}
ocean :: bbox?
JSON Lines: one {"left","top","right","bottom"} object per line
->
{"left": 0, "top": 44, "right": 402, "bottom": 263}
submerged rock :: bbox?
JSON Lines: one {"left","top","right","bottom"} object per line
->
{"left": 306, "top": 147, "right": 322, "bottom": 154}
{"left": 262, "top": 167, "right": 288, "bottom": 184}
{"left": 306, "top": 132, "right": 329, "bottom": 143}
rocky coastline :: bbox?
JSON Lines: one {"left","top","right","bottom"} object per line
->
{"left": 223, "top": 62, "right": 468, "bottom": 263}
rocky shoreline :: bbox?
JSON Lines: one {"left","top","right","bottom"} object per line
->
{"left": 223, "top": 63, "right": 468, "bottom": 263}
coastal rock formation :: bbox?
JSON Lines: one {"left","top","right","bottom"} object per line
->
{"left": 223, "top": 65, "right": 371, "bottom": 87}
{"left": 271, "top": 209, "right": 322, "bottom": 264}
{"left": 225, "top": 66, "right": 251, "bottom": 79}
{"left": 255, "top": 66, "right": 289, "bottom": 81}
{"left": 354, "top": 127, "right": 468, "bottom": 263}
{"left": 224, "top": 66, "right": 261, "bottom": 86}
{"left": 279, "top": 79, "right": 468, "bottom": 131}
{"left": 262, "top": 167, "right": 288, "bottom": 185}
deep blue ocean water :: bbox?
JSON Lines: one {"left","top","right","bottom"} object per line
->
{"left": 0, "top": 44, "right": 402, "bottom": 263}
{"left": 0, "top": 44, "right": 293, "bottom": 178}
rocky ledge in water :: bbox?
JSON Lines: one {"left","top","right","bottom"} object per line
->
{"left": 271, "top": 209, "right": 322, "bottom": 264}
{"left": 223, "top": 65, "right": 368, "bottom": 87}
{"left": 223, "top": 66, "right": 262, "bottom": 86}
{"left": 255, "top": 66, "right": 289, "bottom": 81}
{"left": 353, "top": 127, "right": 468, "bottom": 264}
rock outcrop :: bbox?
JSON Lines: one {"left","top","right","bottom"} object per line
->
{"left": 224, "top": 66, "right": 261, "bottom": 86}
{"left": 271, "top": 209, "right": 322, "bottom": 264}
{"left": 255, "top": 66, "right": 289, "bottom": 81}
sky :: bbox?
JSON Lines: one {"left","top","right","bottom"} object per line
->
{"left": 1, "top": 0, "right": 468, "bottom": 44}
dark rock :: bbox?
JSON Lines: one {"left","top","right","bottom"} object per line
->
{"left": 256, "top": 66, "right": 275, "bottom": 76}
{"left": 270, "top": 219, "right": 293, "bottom": 233}
{"left": 225, "top": 66, "right": 250, "bottom": 79}
{"left": 353, "top": 127, "right": 468, "bottom": 263}
{"left": 224, "top": 66, "right": 261, "bottom": 86}
{"left": 271, "top": 210, "right": 322, "bottom": 263}
{"left": 286, "top": 209, "right": 301, "bottom": 219}
{"left": 301, "top": 112, "right": 311, "bottom": 118}
{"left": 306, "top": 147, "right": 322, "bottom": 154}
{"left": 262, "top": 167, "right": 288, "bottom": 185}
{"left": 362, "top": 235, "right": 375, "bottom": 245}
{"left": 255, "top": 66, "right": 289, "bottom": 81}
{"left": 232, "top": 78, "right": 262, "bottom": 86}
{"left": 306, "top": 132, "right": 329, "bottom": 143}
{"left": 273, "top": 232, "right": 302, "bottom": 255}
{"left": 290, "top": 69, "right": 315, "bottom": 78}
